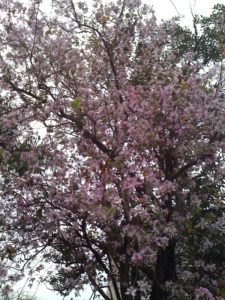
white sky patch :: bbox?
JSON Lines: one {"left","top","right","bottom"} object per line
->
{"left": 151, "top": 0, "right": 224, "bottom": 25}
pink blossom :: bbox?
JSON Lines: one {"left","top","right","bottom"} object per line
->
{"left": 131, "top": 252, "right": 143, "bottom": 264}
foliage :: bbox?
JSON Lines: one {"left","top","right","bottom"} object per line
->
{"left": 0, "top": 291, "right": 37, "bottom": 300}
{"left": 0, "top": 1, "right": 224, "bottom": 300}
{"left": 171, "top": 4, "right": 225, "bottom": 64}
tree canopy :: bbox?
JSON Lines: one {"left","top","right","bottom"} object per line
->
{"left": 0, "top": 1, "right": 224, "bottom": 299}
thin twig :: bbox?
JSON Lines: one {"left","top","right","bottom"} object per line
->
{"left": 169, "top": 0, "right": 181, "bottom": 17}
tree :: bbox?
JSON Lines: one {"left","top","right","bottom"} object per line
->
{"left": 0, "top": 291, "right": 37, "bottom": 300}
{"left": 171, "top": 3, "right": 225, "bottom": 64}
{"left": 0, "top": 0, "right": 224, "bottom": 299}
{"left": 0, "top": 69, "right": 31, "bottom": 297}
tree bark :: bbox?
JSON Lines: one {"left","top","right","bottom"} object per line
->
{"left": 150, "top": 239, "right": 176, "bottom": 300}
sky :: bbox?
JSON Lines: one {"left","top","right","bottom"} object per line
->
{"left": 13, "top": 0, "right": 224, "bottom": 299}
{"left": 151, "top": 0, "right": 224, "bottom": 25}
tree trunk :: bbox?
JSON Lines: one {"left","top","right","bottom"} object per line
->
{"left": 150, "top": 239, "right": 176, "bottom": 300}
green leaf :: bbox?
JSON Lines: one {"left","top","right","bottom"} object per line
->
{"left": 36, "top": 208, "right": 43, "bottom": 218}
{"left": 102, "top": 205, "right": 117, "bottom": 216}
{"left": 71, "top": 97, "right": 81, "bottom": 109}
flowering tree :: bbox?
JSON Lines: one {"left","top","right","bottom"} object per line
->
{"left": 0, "top": 0, "right": 225, "bottom": 299}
